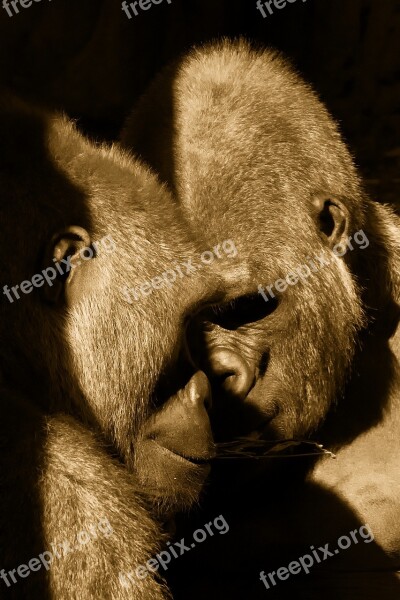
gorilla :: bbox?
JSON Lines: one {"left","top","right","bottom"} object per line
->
{"left": 0, "top": 93, "right": 233, "bottom": 599}
{"left": 121, "top": 40, "right": 400, "bottom": 598}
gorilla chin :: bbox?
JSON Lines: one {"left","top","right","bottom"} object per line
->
{"left": 134, "top": 371, "right": 216, "bottom": 511}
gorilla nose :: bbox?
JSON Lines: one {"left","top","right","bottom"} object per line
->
{"left": 186, "top": 370, "right": 212, "bottom": 411}
{"left": 207, "top": 348, "right": 255, "bottom": 399}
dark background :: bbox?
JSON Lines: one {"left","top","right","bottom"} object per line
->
{"left": 0, "top": 0, "right": 399, "bottom": 207}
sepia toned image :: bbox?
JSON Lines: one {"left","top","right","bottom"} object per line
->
{"left": 0, "top": 1, "right": 399, "bottom": 598}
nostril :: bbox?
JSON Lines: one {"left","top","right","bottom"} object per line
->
{"left": 207, "top": 347, "right": 255, "bottom": 400}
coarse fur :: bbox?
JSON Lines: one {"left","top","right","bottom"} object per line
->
{"left": 0, "top": 94, "right": 226, "bottom": 599}
{"left": 121, "top": 40, "right": 400, "bottom": 598}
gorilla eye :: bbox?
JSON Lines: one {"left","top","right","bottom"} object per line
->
{"left": 210, "top": 293, "right": 278, "bottom": 330}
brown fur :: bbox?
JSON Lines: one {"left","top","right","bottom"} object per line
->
{"left": 0, "top": 94, "right": 225, "bottom": 598}
{"left": 121, "top": 40, "right": 400, "bottom": 598}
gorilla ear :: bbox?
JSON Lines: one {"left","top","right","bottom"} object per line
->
{"left": 311, "top": 194, "right": 350, "bottom": 250}
{"left": 41, "top": 226, "right": 92, "bottom": 304}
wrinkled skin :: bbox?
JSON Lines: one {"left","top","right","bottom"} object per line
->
{"left": 122, "top": 40, "right": 400, "bottom": 599}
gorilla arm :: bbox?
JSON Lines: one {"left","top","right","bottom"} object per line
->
{"left": 0, "top": 388, "right": 168, "bottom": 600}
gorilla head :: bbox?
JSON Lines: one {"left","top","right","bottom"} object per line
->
{"left": 121, "top": 40, "right": 400, "bottom": 446}
{"left": 0, "top": 94, "right": 229, "bottom": 515}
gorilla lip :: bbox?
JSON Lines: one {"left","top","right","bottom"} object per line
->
{"left": 142, "top": 371, "right": 216, "bottom": 467}
{"left": 149, "top": 439, "right": 215, "bottom": 466}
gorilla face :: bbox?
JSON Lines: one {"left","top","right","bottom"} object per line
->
{"left": 188, "top": 195, "right": 366, "bottom": 444}
{"left": 120, "top": 40, "right": 381, "bottom": 446}
{"left": 0, "top": 95, "right": 228, "bottom": 514}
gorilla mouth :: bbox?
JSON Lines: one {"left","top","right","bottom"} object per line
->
{"left": 142, "top": 371, "right": 216, "bottom": 469}
{"left": 210, "top": 396, "right": 279, "bottom": 443}
{"left": 181, "top": 453, "right": 215, "bottom": 465}
{"left": 151, "top": 440, "right": 216, "bottom": 466}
